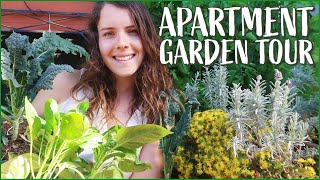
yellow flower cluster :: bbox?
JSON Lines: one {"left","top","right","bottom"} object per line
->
{"left": 254, "top": 149, "right": 271, "bottom": 170}
{"left": 173, "top": 109, "right": 254, "bottom": 178}
{"left": 252, "top": 149, "right": 318, "bottom": 178}
{"left": 296, "top": 158, "right": 317, "bottom": 178}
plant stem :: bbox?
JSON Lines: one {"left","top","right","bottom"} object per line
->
{"left": 11, "top": 116, "right": 20, "bottom": 140}
{"left": 90, "top": 146, "right": 119, "bottom": 178}
{"left": 29, "top": 126, "right": 35, "bottom": 179}
{"left": 36, "top": 136, "right": 56, "bottom": 178}
{"left": 43, "top": 141, "right": 64, "bottom": 178}
{"left": 8, "top": 79, "right": 19, "bottom": 140}
{"left": 50, "top": 142, "right": 67, "bottom": 178}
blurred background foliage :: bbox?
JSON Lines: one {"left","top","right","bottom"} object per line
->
{"left": 145, "top": 1, "right": 319, "bottom": 95}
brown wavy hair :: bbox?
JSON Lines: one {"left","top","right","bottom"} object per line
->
{"left": 72, "top": 2, "right": 173, "bottom": 124}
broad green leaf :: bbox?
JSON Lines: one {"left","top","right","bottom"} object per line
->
{"left": 115, "top": 124, "right": 172, "bottom": 149}
{"left": 32, "top": 116, "right": 45, "bottom": 138}
{"left": 4, "top": 156, "right": 30, "bottom": 179}
{"left": 56, "top": 168, "right": 76, "bottom": 179}
{"left": 93, "top": 144, "right": 125, "bottom": 165}
{"left": 24, "top": 97, "right": 39, "bottom": 128}
{"left": 78, "top": 128, "right": 103, "bottom": 149}
{"left": 102, "top": 125, "right": 122, "bottom": 148}
{"left": 95, "top": 167, "right": 123, "bottom": 179}
{"left": 118, "top": 159, "right": 152, "bottom": 172}
{"left": 1, "top": 153, "right": 40, "bottom": 178}
{"left": 1, "top": 48, "right": 20, "bottom": 87}
{"left": 115, "top": 146, "right": 137, "bottom": 160}
{"left": 60, "top": 112, "right": 85, "bottom": 140}
{"left": 77, "top": 101, "right": 89, "bottom": 114}
{"left": 43, "top": 98, "right": 60, "bottom": 134}
{"left": 56, "top": 162, "right": 84, "bottom": 178}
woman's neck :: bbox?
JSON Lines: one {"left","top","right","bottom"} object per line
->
{"left": 114, "top": 75, "right": 135, "bottom": 103}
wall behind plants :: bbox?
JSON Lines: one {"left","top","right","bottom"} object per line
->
{"left": 145, "top": 1, "right": 319, "bottom": 93}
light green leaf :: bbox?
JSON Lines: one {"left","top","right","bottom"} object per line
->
{"left": 43, "top": 98, "right": 60, "bottom": 134}
{"left": 24, "top": 97, "right": 39, "bottom": 128}
{"left": 115, "top": 124, "right": 172, "bottom": 149}
{"left": 102, "top": 125, "right": 122, "bottom": 148}
{"left": 1, "top": 153, "right": 40, "bottom": 178}
{"left": 118, "top": 159, "right": 152, "bottom": 172}
{"left": 95, "top": 167, "right": 123, "bottom": 179}
{"left": 32, "top": 116, "right": 45, "bottom": 138}
{"left": 5, "top": 156, "right": 30, "bottom": 179}
{"left": 56, "top": 162, "right": 83, "bottom": 178}
{"left": 60, "top": 112, "right": 85, "bottom": 140}
{"left": 78, "top": 128, "right": 103, "bottom": 149}
{"left": 77, "top": 101, "right": 89, "bottom": 114}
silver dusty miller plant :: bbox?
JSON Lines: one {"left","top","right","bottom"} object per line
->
{"left": 227, "top": 69, "right": 314, "bottom": 162}
{"left": 202, "top": 64, "right": 228, "bottom": 111}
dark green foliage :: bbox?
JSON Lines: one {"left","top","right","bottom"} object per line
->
{"left": 160, "top": 75, "right": 200, "bottom": 178}
{"left": 1, "top": 31, "right": 89, "bottom": 140}
{"left": 145, "top": 1, "right": 318, "bottom": 93}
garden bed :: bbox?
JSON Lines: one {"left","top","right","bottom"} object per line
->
{"left": 1, "top": 120, "right": 30, "bottom": 163}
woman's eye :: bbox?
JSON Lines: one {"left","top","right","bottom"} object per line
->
{"left": 103, "top": 32, "right": 114, "bottom": 37}
{"left": 128, "top": 29, "right": 139, "bottom": 35}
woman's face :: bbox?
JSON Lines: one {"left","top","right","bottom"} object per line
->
{"left": 97, "top": 4, "right": 145, "bottom": 79}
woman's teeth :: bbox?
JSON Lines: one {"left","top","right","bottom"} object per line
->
{"left": 114, "top": 55, "right": 134, "bottom": 61}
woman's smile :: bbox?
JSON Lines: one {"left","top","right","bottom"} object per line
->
{"left": 113, "top": 54, "right": 136, "bottom": 62}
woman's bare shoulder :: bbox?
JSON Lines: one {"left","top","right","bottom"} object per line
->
{"left": 55, "top": 69, "right": 81, "bottom": 85}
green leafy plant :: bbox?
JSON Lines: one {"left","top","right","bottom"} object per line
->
{"left": 1, "top": 98, "right": 172, "bottom": 179}
{"left": 160, "top": 74, "right": 200, "bottom": 178}
{"left": 146, "top": 1, "right": 318, "bottom": 92}
{"left": 1, "top": 31, "right": 89, "bottom": 140}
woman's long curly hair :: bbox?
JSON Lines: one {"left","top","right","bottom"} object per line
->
{"left": 72, "top": 2, "right": 173, "bottom": 124}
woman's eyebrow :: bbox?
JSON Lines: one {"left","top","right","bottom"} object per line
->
{"left": 126, "top": 25, "right": 136, "bottom": 29}
{"left": 99, "top": 25, "right": 136, "bottom": 31}
{"left": 99, "top": 27, "right": 114, "bottom": 31}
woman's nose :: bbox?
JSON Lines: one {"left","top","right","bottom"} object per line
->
{"left": 116, "top": 33, "right": 129, "bottom": 49}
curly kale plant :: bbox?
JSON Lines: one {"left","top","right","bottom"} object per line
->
{"left": 160, "top": 73, "right": 200, "bottom": 178}
{"left": 1, "top": 31, "right": 89, "bottom": 140}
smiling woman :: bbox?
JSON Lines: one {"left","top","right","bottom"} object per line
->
{"left": 32, "top": 2, "right": 175, "bottom": 179}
